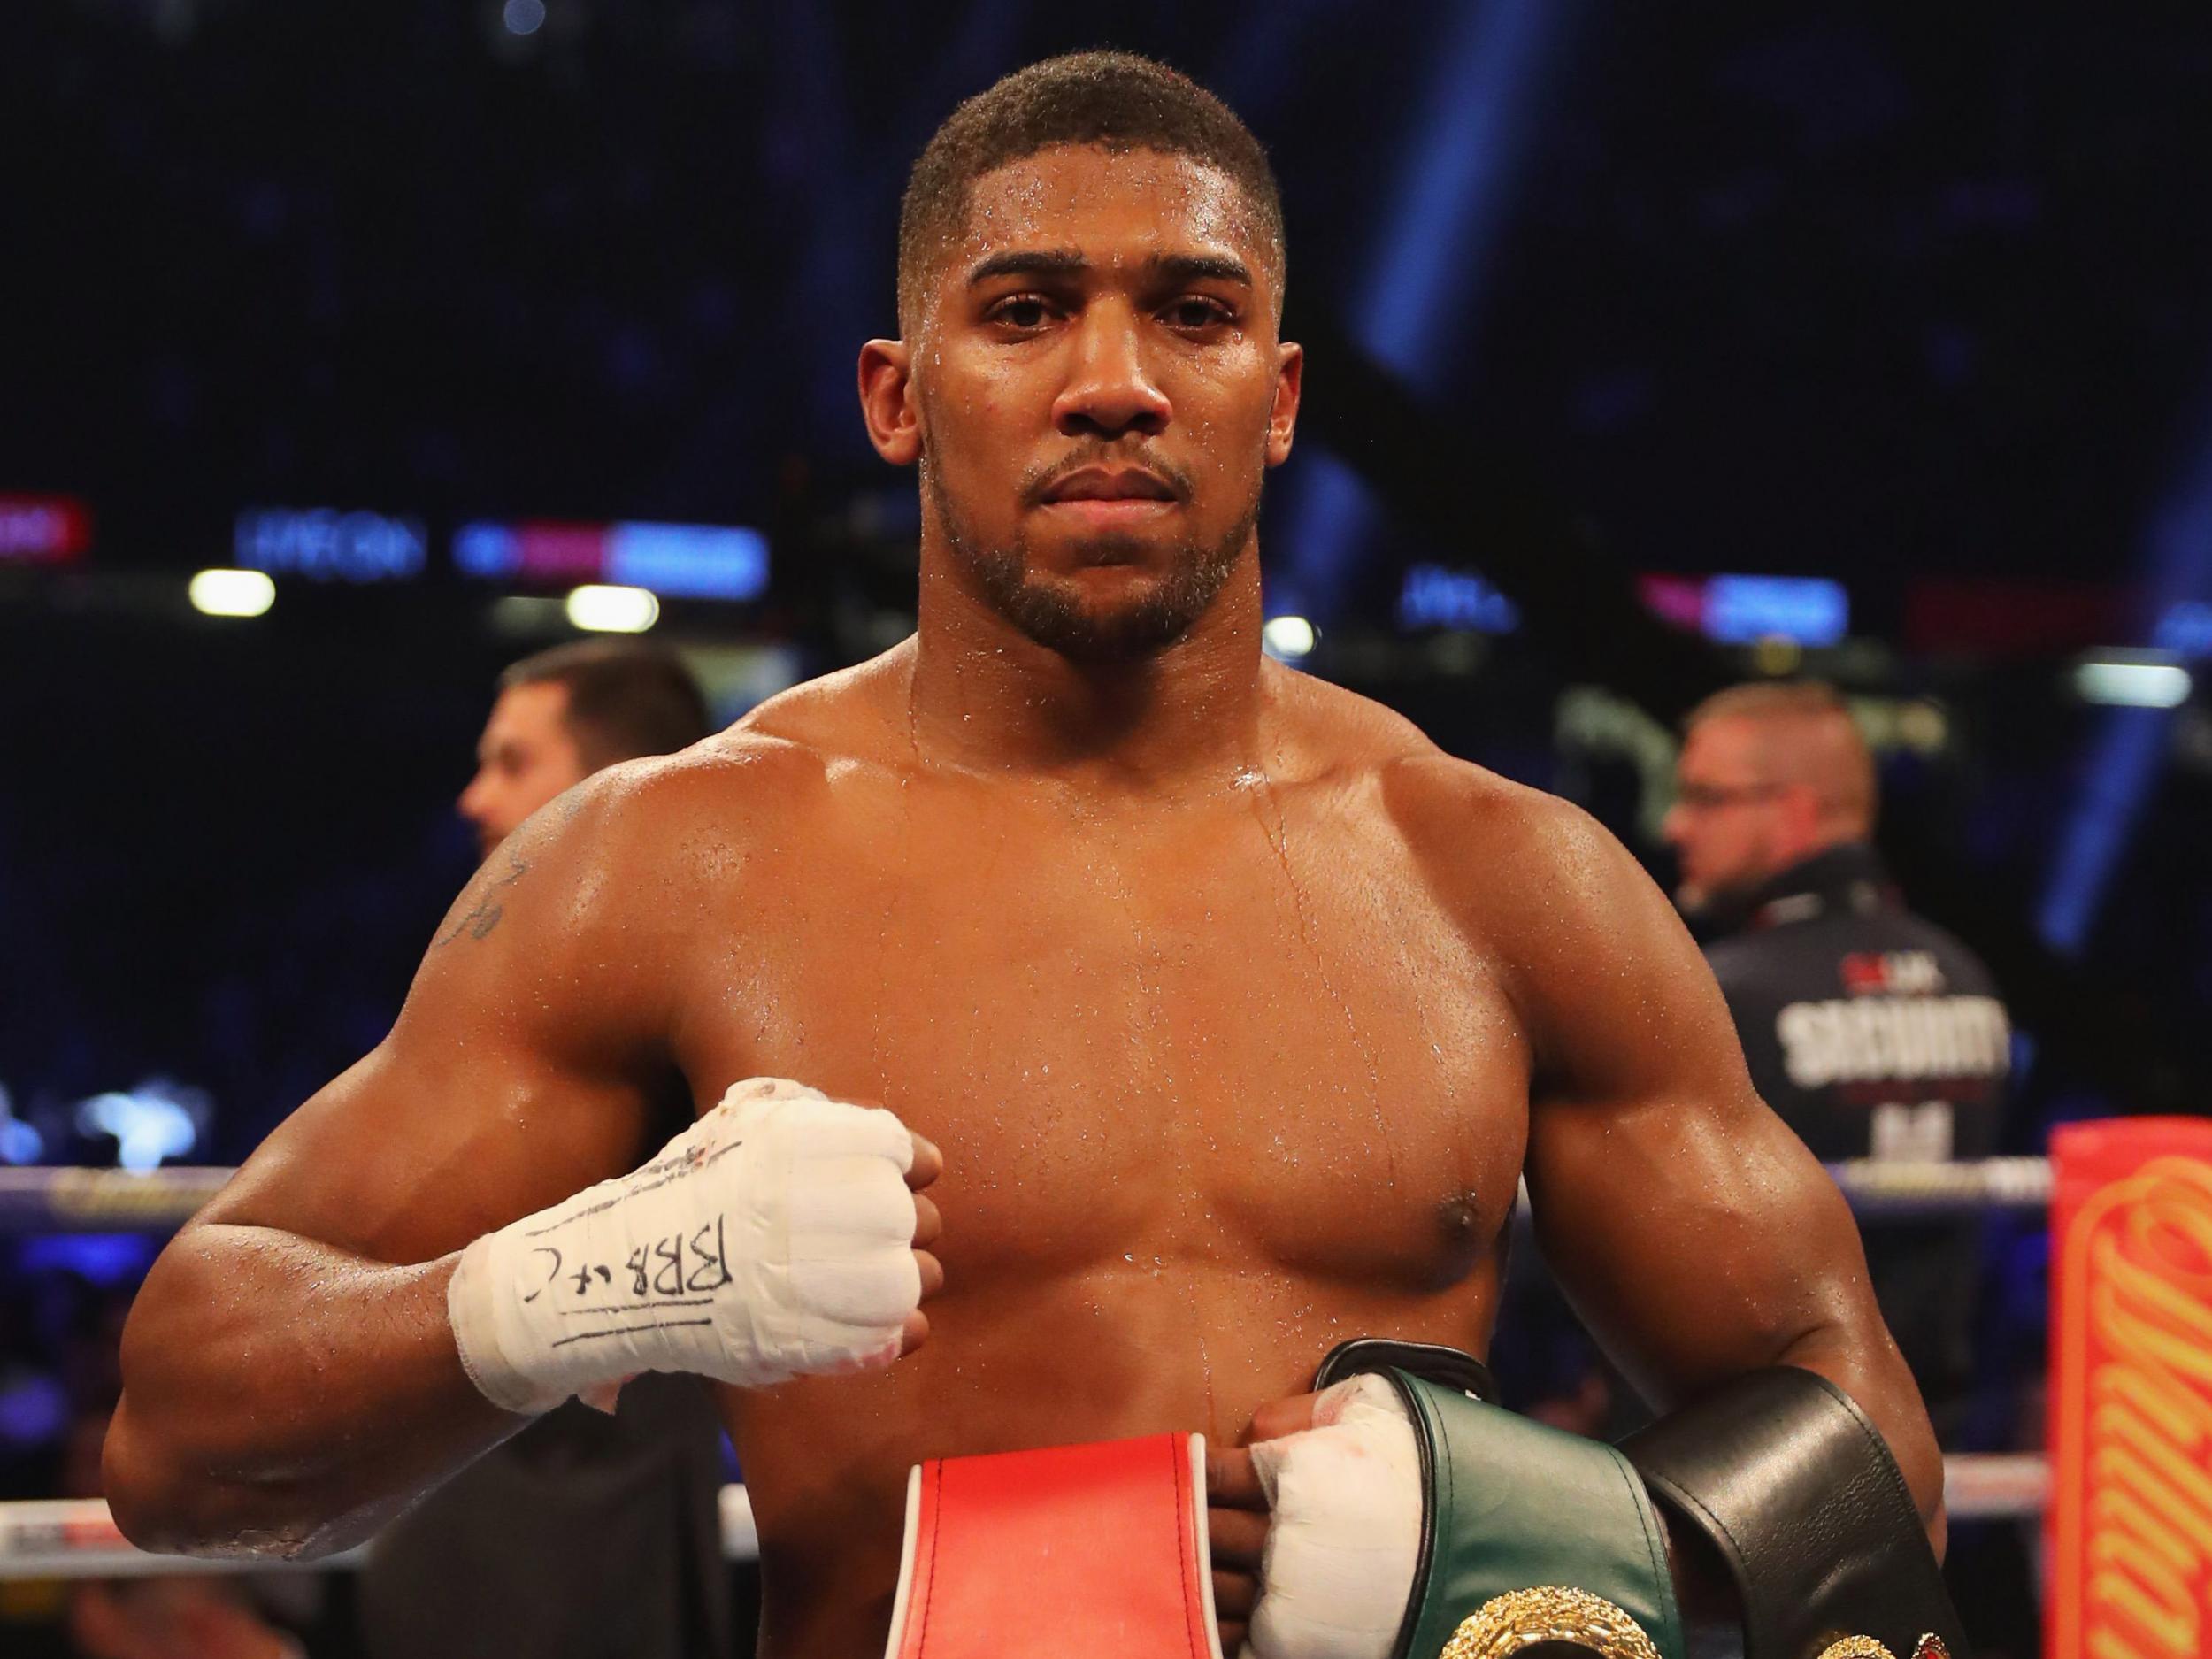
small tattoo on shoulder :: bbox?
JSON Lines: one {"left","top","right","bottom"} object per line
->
{"left": 437, "top": 850, "right": 531, "bottom": 947}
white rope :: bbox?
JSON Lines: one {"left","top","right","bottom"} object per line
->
{"left": 0, "top": 1158, "right": 2062, "bottom": 1236}
{"left": 0, "top": 1492, "right": 752, "bottom": 1580}
{"left": 1830, "top": 1156, "right": 2055, "bottom": 1215}
{"left": 0, "top": 1501, "right": 366, "bottom": 1581}
{"left": 0, "top": 1160, "right": 2052, "bottom": 1584}
{"left": 0, "top": 1463, "right": 2042, "bottom": 1580}
{"left": 0, "top": 1166, "right": 232, "bottom": 1233}
{"left": 1942, "top": 1454, "right": 2050, "bottom": 1522}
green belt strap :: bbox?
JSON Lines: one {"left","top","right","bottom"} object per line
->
{"left": 1387, "top": 1370, "right": 1686, "bottom": 1659}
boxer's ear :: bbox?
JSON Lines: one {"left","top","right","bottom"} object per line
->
{"left": 1265, "top": 341, "right": 1302, "bottom": 467}
{"left": 859, "top": 340, "right": 921, "bottom": 466}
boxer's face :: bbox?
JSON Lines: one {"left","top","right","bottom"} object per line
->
{"left": 886, "top": 144, "right": 1300, "bottom": 661}
{"left": 1664, "top": 717, "right": 1796, "bottom": 912}
{"left": 458, "top": 682, "right": 590, "bottom": 861}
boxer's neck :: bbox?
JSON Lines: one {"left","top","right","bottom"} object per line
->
{"left": 908, "top": 547, "right": 1269, "bottom": 787}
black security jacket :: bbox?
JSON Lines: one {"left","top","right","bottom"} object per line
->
{"left": 1701, "top": 841, "right": 2011, "bottom": 1418}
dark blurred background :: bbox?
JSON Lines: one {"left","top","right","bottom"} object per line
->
{"left": 4, "top": 0, "right": 2211, "bottom": 1649}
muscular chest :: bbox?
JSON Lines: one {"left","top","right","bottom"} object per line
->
{"left": 678, "top": 775, "right": 1530, "bottom": 1289}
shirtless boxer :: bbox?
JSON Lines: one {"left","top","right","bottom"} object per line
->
{"left": 105, "top": 52, "right": 1944, "bottom": 1659}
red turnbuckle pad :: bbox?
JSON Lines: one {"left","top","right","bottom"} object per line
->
{"left": 884, "top": 1432, "right": 1223, "bottom": 1659}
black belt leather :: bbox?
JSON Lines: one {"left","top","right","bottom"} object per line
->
{"left": 1621, "top": 1367, "right": 1968, "bottom": 1659}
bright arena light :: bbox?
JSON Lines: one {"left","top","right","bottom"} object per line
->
{"left": 188, "top": 569, "right": 275, "bottom": 618}
{"left": 1263, "top": 615, "right": 1317, "bottom": 659}
{"left": 566, "top": 583, "right": 660, "bottom": 634}
{"left": 503, "top": 0, "right": 547, "bottom": 35}
{"left": 73, "top": 1080, "right": 204, "bottom": 1172}
{"left": 2073, "top": 657, "right": 2193, "bottom": 709}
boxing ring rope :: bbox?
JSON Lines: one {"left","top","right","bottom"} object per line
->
{"left": 0, "top": 1158, "right": 2052, "bottom": 1581}
{"left": 0, "top": 1156, "right": 2062, "bottom": 1233}
{"left": 0, "top": 1493, "right": 759, "bottom": 1580}
{"left": 0, "top": 1165, "right": 233, "bottom": 1233}
{"left": 1826, "top": 1155, "right": 2054, "bottom": 1214}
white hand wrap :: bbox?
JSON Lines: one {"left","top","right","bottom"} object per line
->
{"left": 448, "top": 1077, "right": 922, "bottom": 1413}
{"left": 1244, "top": 1374, "right": 1423, "bottom": 1659}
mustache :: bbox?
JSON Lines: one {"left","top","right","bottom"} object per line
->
{"left": 1018, "top": 444, "right": 1195, "bottom": 509}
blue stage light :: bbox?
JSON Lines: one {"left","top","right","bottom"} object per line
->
{"left": 2039, "top": 419, "right": 2212, "bottom": 954}
{"left": 2153, "top": 598, "right": 2212, "bottom": 659}
{"left": 1398, "top": 563, "right": 1523, "bottom": 634}
{"left": 236, "top": 506, "right": 427, "bottom": 583}
{"left": 73, "top": 1080, "right": 205, "bottom": 1172}
{"left": 1276, "top": 0, "right": 1571, "bottom": 624}
{"left": 606, "top": 522, "right": 770, "bottom": 602}
{"left": 455, "top": 520, "right": 522, "bottom": 580}
{"left": 1703, "top": 575, "right": 1850, "bottom": 647}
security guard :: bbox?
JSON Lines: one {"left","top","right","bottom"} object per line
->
{"left": 1663, "top": 680, "right": 2010, "bottom": 1429}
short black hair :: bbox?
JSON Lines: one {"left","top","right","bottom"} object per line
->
{"left": 897, "top": 51, "right": 1284, "bottom": 335}
{"left": 500, "top": 641, "right": 711, "bottom": 770}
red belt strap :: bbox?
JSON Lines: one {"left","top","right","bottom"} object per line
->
{"left": 885, "top": 1432, "right": 1222, "bottom": 1659}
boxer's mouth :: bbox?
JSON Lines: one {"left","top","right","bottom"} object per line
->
{"left": 1039, "top": 466, "right": 1181, "bottom": 504}
{"left": 1036, "top": 466, "right": 1183, "bottom": 530}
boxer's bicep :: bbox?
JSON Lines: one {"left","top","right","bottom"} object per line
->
{"left": 1504, "top": 801, "right": 1880, "bottom": 1391}
{"left": 1527, "top": 1063, "right": 1943, "bottom": 1528}
{"left": 1526, "top": 1064, "right": 1874, "bottom": 1408}
{"left": 200, "top": 787, "right": 673, "bottom": 1267}
{"left": 106, "top": 805, "right": 674, "bottom": 1555}
{"left": 1509, "top": 810, "right": 1940, "bottom": 1525}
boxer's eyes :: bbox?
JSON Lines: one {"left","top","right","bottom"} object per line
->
{"left": 1160, "top": 296, "right": 1236, "bottom": 334}
{"left": 981, "top": 293, "right": 1238, "bottom": 334}
{"left": 986, "top": 295, "right": 1057, "bottom": 332}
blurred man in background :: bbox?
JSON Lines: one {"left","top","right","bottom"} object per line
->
{"left": 459, "top": 641, "right": 712, "bottom": 859}
{"left": 361, "top": 638, "right": 731, "bottom": 1659}
{"left": 1663, "top": 680, "right": 2011, "bottom": 1431}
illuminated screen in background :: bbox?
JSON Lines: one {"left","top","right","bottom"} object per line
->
{"left": 221, "top": 506, "right": 773, "bottom": 600}
{"left": 1640, "top": 573, "right": 1850, "bottom": 647}
{"left": 235, "top": 507, "right": 427, "bottom": 581}
{"left": 1397, "top": 564, "right": 1524, "bottom": 634}
{"left": 1397, "top": 565, "right": 1852, "bottom": 648}
{"left": 457, "top": 519, "right": 771, "bottom": 602}
{"left": 0, "top": 495, "right": 93, "bottom": 564}
{"left": 1699, "top": 575, "right": 1850, "bottom": 647}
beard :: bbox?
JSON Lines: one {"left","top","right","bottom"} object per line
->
{"left": 925, "top": 452, "right": 1259, "bottom": 665}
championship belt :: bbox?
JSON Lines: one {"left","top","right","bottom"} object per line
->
{"left": 1620, "top": 1367, "right": 1969, "bottom": 1659}
{"left": 882, "top": 1432, "right": 1223, "bottom": 1659}
{"left": 1316, "top": 1339, "right": 1686, "bottom": 1659}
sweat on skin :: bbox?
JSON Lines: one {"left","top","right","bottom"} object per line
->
{"left": 105, "top": 86, "right": 1942, "bottom": 1659}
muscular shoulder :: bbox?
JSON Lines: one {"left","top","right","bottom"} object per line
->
{"left": 418, "top": 731, "right": 830, "bottom": 999}
{"left": 1371, "top": 745, "right": 1710, "bottom": 1079}
{"left": 505, "top": 654, "right": 918, "bottom": 926}
{"left": 597, "top": 727, "right": 838, "bottom": 839}
{"left": 1263, "top": 664, "right": 1438, "bottom": 763}
{"left": 541, "top": 644, "right": 920, "bottom": 860}
{"left": 1374, "top": 747, "right": 1628, "bottom": 925}
{"left": 1262, "top": 667, "right": 1640, "bottom": 935}
{"left": 386, "top": 731, "right": 833, "bottom": 1087}
{"left": 510, "top": 729, "right": 833, "bottom": 890}
{"left": 731, "top": 646, "right": 910, "bottom": 768}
